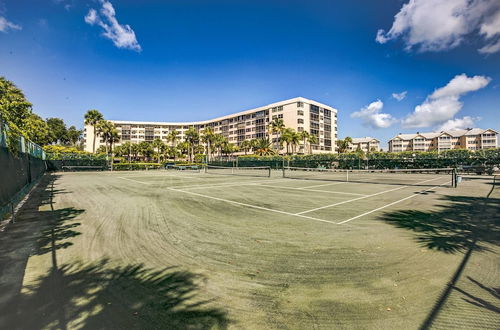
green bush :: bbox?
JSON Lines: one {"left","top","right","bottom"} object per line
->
{"left": 113, "top": 163, "right": 162, "bottom": 171}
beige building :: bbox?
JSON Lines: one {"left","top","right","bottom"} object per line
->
{"left": 83, "top": 97, "right": 338, "bottom": 154}
{"left": 388, "top": 128, "right": 498, "bottom": 152}
{"left": 347, "top": 137, "right": 380, "bottom": 152}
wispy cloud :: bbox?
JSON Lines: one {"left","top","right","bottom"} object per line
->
{"left": 351, "top": 100, "right": 397, "bottom": 129}
{"left": 0, "top": 16, "right": 21, "bottom": 33}
{"left": 376, "top": 0, "right": 500, "bottom": 54}
{"left": 402, "top": 74, "right": 491, "bottom": 128}
{"left": 392, "top": 91, "right": 407, "bottom": 101}
{"left": 84, "top": 0, "right": 141, "bottom": 52}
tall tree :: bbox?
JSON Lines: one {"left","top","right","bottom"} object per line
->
{"left": 167, "top": 130, "right": 179, "bottom": 149}
{"left": 337, "top": 137, "right": 353, "bottom": 154}
{"left": 269, "top": 118, "right": 285, "bottom": 153}
{"left": 240, "top": 140, "right": 252, "bottom": 155}
{"left": 281, "top": 128, "right": 295, "bottom": 154}
{"left": 290, "top": 131, "right": 301, "bottom": 155}
{"left": 67, "top": 126, "right": 82, "bottom": 146}
{"left": 25, "top": 114, "right": 51, "bottom": 146}
{"left": 46, "top": 117, "right": 69, "bottom": 144}
{"left": 201, "top": 127, "right": 215, "bottom": 162}
{"left": 307, "top": 134, "right": 318, "bottom": 154}
{"left": 184, "top": 127, "right": 199, "bottom": 162}
{"left": 299, "top": 130, "right": 310, "bottom": 155}
{"left": 0, "top": 76, "right": 32, "bottom": 133}
{"left": 152, "top": 138, "right": 164, "bottom": 163}
{"left": 84, "top": 109, "right": 104, "bottom": 153}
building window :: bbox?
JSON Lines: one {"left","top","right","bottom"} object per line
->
{"left": 297, "top": 101, "right": 304, "bottom": 108}
{"left": 297, "top": 119, "right": 304, "bottom": 124}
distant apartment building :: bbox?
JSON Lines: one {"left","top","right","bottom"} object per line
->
{"left": 347, "top": 137, "right": 380, "bottom": 152}
{"left": 83, "top": 97, "right": 338, "bottom": 154}
{"left": 388, "top": 128, "right": 498, "bottom": 152}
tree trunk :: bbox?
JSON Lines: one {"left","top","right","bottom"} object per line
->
{"left": 92, "top": 129, "right": 97, "bottom": 153}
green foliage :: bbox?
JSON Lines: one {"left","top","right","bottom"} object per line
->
{"left": 44, "top": 145, "right": 105, "bottom": 161}
{"left": 46, "top": 117, "right": 69, "bottom": 144}
{"left": 25, "top": 114, "right": 51, "bottom": 146}
{"left": 113, "top": 163, "right": 163, "bottom": 171}
{"left": 233, "top": 148, "right": 500, "bottom": 169}
{"left": 0, "top": 76, "right": 32, "bottom": 132}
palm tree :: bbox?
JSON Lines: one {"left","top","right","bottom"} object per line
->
{"left": 131, "top": 143, "right": 140, "bottom": 161}
{"left": 299, "top": 130, "right": 310, "bottom": 155}
{"left": 152, "top": 138, "right": 164, "bottom": 163}
{"left": 184, "top": 127, "right": 199, "bottom": 162}
{"left": 84, "top": 109, "right": 104, "bottom": 153}
{"left": 240, "top": 140, "right": 252, "bottom": 155}
{"left": 177, "top": 141, "right": 190, "bottom": 159}
{"left": 337, "top": 137, "right": 353, "bottom": 154}
{"left": 96, "top": 120, "right": 114, "bottom": 155}
{"left": 212, "top": 134, "right": 227, "bottom": 158}
{"left": 167, "top": 130, "right": 179, "bottom": 148}
{"left": 201, "top": 127, "right": 215, "bottom": 162}
{"left": 290, "top": 131, "right": 301, "bottom": 155}
{"left": 281, "top": 127, "right": 295, "bottom": 154}
{"left": 120, "top": 141, "right": 132, "bottom": 162}
{"left": 96, "top": 120, "right": 119, "bottom": 169}
{"left": 254, "top": 138, "right": 274, "bottom": 156}
{"left": 138, "top": 141, "right": 153, "bottom": 161}
{"left": 307, "top": 134, "right": 318, "bottom": 154}
{"left": 269, "top": 118, "right": 285, "bottom": 153}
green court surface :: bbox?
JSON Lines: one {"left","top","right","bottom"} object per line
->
{"left": 1, "top": 170, "right": 498, "bottom": 329}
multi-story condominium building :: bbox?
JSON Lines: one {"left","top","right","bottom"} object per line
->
{"left": 83, "top": 97, "right": 338, "bottom": 154}
{"left": 388, "top": 128, "right": 498, "bottom": 152}
{"left": 347, "top": 137, "right": 380, "bottom": 152}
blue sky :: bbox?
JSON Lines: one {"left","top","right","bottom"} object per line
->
{"left": 1, "top": 0, "right": 499, "bottom": 148}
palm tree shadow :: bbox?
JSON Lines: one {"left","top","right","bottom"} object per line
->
{"left": 8, "top": 260, "right": 229, "bottom": 330}
{"left": 1, "top": 173, "right": 229, "bottom": 329}
{"left": 379, "top": 195, "right": 500, "bottom": 254}
{"left": 378, "top": 184, "right": 500, "bottom": 329}
{"left": 453, "top": 277, "right": 500, "bottom": 314}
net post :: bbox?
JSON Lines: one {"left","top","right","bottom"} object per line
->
{"left": 346, "top": 169, "right": 349, "bottom": 182}
{"left": 452, "top": 168, "right": 457, "bottom": 188}
{"left": 268, "top": 167, "right": 271, "bottom": 178}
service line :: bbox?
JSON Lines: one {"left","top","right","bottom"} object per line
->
{"left": 296, "top": 176, "right": 446, "bottom": 215}
{"left": 168, "top": 187, "right": 336, "bottom": 225}
{"left": 337, "top": 181, "right": 451, "bottom": 225}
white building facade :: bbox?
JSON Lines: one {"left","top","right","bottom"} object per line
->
{"left": 84, "top": 97, "right": 338, "bottom": 154}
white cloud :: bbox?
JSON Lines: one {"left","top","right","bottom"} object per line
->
{"left": 85, "top": 0, "right": 141, "bottom": 52}
{"left": 438, "top": 116, "right": 480, "bottom": 131}
{"left": 478, "top": 10, "right": 500, "bottom": 53}
{"left": 376, "top": 0, "right": 500, "bottom": 54}
{"left": 402, "top": 74, "right": 491, "bottom": 128}
{"left": 0, "top": 16, "right": 21, "bottom": 33}
{"left": 392, "top": 91, "right": 407, "bottom": 101}
{"left": 351, "top": 100, "right": 397, "bottom": 129}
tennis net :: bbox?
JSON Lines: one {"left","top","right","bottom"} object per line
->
{"left": 283, "top": 167, "right": 457, "bottom": 187}
{"left": 205, "top": 165, "right": 271, "bottom": 177}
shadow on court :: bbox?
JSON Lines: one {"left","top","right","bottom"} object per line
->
{"left": 378, "top": 181, "right": 500, "bottom": 329}
{"left": 0, "top": 173, "right": 229, "bottom": 330}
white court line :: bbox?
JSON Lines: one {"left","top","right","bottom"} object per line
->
{"left": 121, "top": 174, "right": 200, "bottom": 179}
{"left": 337, "top": 181, "right": 450, "bottom": 225}
{"left": 256, "top": 184, "right": 367, "bottom": 196}
{"left": 299, "top": 181, "right": 348, "bottom": 189}
{"left": 168, "top": 187, "right": 337, "bottom": 225}
{"left": 178, "top": 178, "right": 282, "bottom": 190}
{"left": 296, "top": 176, "right": 445, "bottom": 215}
{"left": 117, "top": 176, "right": 152, "bottom": 185}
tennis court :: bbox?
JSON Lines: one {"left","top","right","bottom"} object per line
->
{"left": 1, "top": 167, "right": 498, "bottom": 329}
